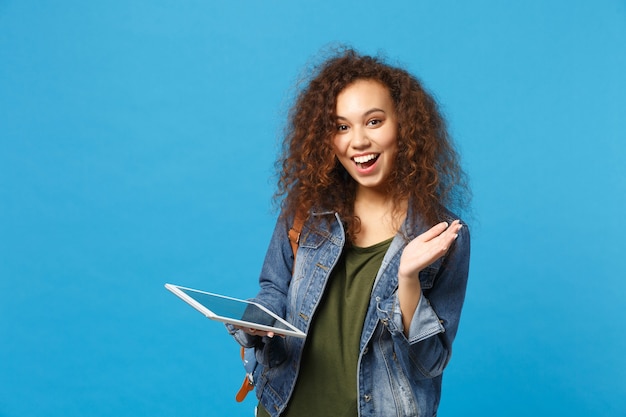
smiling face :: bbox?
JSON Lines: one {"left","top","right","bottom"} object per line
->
{"left": 332, "top": 79, "right": 399, "bottom": 195}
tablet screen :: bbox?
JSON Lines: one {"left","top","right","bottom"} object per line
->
{"left": 165, "top": 284, "right": 306, "bottom": 338}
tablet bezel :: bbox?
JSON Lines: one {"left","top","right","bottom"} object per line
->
{"left": 165, "top": 283, "right": 306, "bottom": 339}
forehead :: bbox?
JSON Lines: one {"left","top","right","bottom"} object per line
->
{"left": 335, "top": 79, "right": 394, "bottom": 113}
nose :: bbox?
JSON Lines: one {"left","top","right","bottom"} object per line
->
{"left": 350, "top": 126, "right": 370, "bottom": 149}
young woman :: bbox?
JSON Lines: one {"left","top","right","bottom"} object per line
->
{"left": 230, "top": 48, "right": 471, "bottom": 417}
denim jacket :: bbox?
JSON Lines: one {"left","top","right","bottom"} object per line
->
{"left": 231, "top": 208, "right": 470, "bottom": 417}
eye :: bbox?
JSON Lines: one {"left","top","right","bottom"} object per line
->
{"left": 367, "top": 118, "right": 382, "bottom": 127}
{"left": 336, "top": 124, "right": 349, "bottom": 132}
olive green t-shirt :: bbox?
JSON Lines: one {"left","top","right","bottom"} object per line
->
{"left": 258, "top": 238, "right": 392, "bottom": 417}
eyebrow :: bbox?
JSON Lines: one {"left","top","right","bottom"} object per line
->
{"left": 335, "top": 108, "right": 386, "bottom": 120}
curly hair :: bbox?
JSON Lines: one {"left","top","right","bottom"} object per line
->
{"left": 275, "top": 47, "right": 470, "bottom": 241}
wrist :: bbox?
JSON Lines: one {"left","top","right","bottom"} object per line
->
{"left": 398, "top": 272, "right": 422, "bottom": 292}
{"left": 397, "top": 269, "right": 421, "bottom": 283}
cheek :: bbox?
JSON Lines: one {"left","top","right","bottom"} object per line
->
{"left": 331, "top": 136, "right": 347, "bottom": 156}
{"left": 328, "top": 138, "right": 346, "bottom": 167}
{"left": 382, "top": 128, "right": 399, "bottom": 153}
{"left": 331, "top": 146, "right": 352, "bottom": 171}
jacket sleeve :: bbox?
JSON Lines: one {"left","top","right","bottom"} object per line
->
{"left": 377, "top": 222, "right": 471, "bottom": 379}
{"left": 228, "top": 215, "right": 295, "bottom": 353}
{"left": 253, "top": 214, "right": 295, "bottom": 317}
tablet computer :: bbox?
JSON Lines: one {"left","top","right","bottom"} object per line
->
{"left": 165, "top": 283, "right": 306, "bottom": 338}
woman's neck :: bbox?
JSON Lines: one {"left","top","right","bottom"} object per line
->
{"left": 352, "top": 187, "right": 407, "bottom": 247}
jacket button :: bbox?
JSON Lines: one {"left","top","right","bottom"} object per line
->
{"left": 364, "top": 394, "right": 372, "bottom": 402}
{"left": 363, "top": 347, "right": 369, "bottom": 355}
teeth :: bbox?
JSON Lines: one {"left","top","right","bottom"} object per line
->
{"left": 353, "top": 154, "right": 378, "bottom": 164}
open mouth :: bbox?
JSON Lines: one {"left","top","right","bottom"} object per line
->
{"left": 353, "top": 154, "right": 380, "bottom": 169}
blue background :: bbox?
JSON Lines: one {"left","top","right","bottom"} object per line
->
{"left": 1, "top": 1, "right": 625, "bottom": 416}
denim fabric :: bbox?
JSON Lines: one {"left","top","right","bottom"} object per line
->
{"left": 231, "top": 209, "right": 470, "bottom": 417}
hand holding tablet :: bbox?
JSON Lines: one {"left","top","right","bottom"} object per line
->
{"left": 165, "top": 283, "right": 306, "bottom": 339}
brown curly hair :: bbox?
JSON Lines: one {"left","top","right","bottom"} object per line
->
{"left": 275, "top": 47, "right": 470, "bottom": 241}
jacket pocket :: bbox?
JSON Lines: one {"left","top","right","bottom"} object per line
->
{"left": 298, "top": 228, "right": 331, "bottom": 249}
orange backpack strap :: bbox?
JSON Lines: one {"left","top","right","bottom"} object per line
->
{"left": 235, "top": 211, "right": 305, "bottom": 402}
{"left": 235, "top": 347, "right": 255, "bottom": 402}
{"left": 288, "top": 211, "right": 305, "bottom": 267}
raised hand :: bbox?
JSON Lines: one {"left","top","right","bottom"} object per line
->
{"left": 397, "top": 220, "right": 462, "bottom": 335}
{"left": 398, "top": 220, "right": 462, "bottom": 282}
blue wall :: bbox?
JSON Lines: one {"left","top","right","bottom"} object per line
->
{"left": 1, "top": 1, "right": 625, "bottom": 416}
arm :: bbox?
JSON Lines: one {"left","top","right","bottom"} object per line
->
{"left": 397, "top": 220, "right": 463, "bottom": 336}
{"left": 378, "top": 220, "right": 470, "bottom": 379}
{"left": 229, "top": 215, "right": 295, "bottom": 346}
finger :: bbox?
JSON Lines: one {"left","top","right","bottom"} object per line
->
{"left": 418, "top": 221, "right": 449, "bottom": 242}
{"left": 449, "top": 220, "right": 462, "bottom": 239}
{"left": 441, "top": 220, "right": 461, "bottom": 238}
{"left": 438, "top": 221, "right": 462, "bottom": 250}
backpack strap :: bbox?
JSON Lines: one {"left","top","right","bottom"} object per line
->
{"left": 288, "top": 212, "right": 305, "bottom": 268}
{"left": 235, "top": 347, "right": 256, "bottom": 402}
{"left": 235, "top": 211, "right": 305, "bottom": 403}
